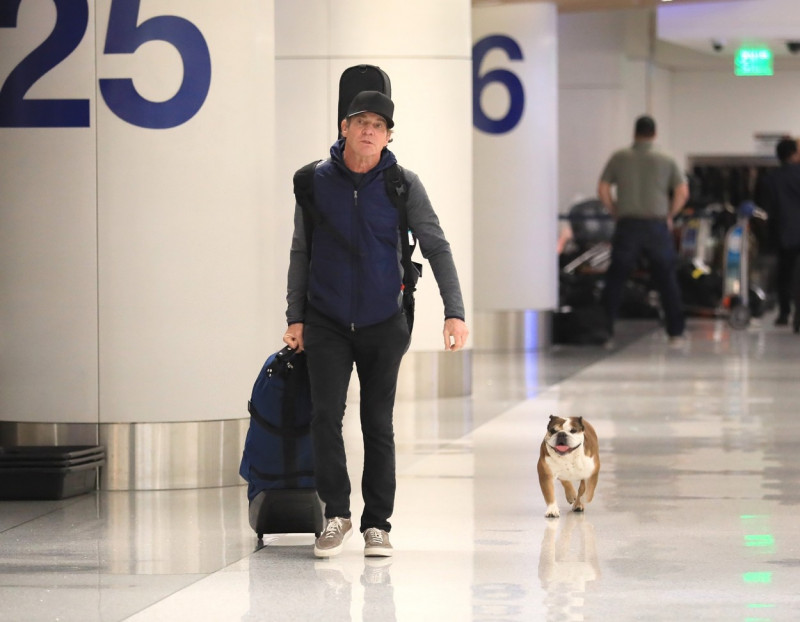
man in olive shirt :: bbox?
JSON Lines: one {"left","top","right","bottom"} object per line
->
{"left": 597, "top": 115, "right": 688, "bottom": 344}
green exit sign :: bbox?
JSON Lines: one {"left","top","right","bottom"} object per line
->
{"left": 735, "top": 47, "right": 773, "bottom": 76}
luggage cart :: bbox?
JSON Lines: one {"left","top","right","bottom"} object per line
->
{"left": 721, "top": 201, "right": 767, "bottom": 329}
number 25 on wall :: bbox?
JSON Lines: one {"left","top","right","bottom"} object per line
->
{"left": 0, "top": 0, "right": 211, "bottom": 129}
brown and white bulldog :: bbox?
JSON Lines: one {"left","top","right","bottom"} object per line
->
{"left": 537, "top": 415, "right": 600, "bottom": 518}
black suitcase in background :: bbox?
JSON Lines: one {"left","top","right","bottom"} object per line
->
{"left": 337, "top": 64, "right": 391, "bottom": 135}
{"left": 552, "top": 306, "right": 609, "bottom": 345}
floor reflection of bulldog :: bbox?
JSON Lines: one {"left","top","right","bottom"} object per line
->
{"left": 537, "top": 415, "right": 600, "bottom": 518}
{"left": 538, "top": 516, "right": 600, "bottom": 611}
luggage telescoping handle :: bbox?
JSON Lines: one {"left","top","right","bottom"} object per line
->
{"left": 275, "top": 345, "right": 296, "bottom": 361}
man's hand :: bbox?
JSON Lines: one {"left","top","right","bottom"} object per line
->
{"left": 443, "top": 318, "right": 469, "bottom": 351}
{"left": 283, "top": 323, "right": 304, "bottom": 352}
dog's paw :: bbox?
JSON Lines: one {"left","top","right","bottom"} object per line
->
{"left": 571, "top": 501, "right": 585, "bottom": 513}
{"left": 544, "top": 504, "right": 560, "bottom": 518}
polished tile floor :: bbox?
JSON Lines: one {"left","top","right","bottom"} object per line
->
{"left": 2, "top": 315, "right": 800, "bottom": 621}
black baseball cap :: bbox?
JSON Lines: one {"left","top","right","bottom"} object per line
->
{"left": 346, "top": 91, "right": 394, "bottom": 128}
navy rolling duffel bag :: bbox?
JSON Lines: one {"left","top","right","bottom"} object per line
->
{"left": 239, "top": 346, "right": 323, "bottom": 539}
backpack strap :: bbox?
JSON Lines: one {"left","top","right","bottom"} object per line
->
{"left": 384, "top": 164, "right": 422, "bottom": 293}
{"left": 292, "top": 160, "right": 321, "bottom": 251}
{"left": 294, "top": 159, "right": 364, "bottom": 257}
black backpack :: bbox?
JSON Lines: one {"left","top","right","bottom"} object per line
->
{"left": 292, "top": 161, "right": 422, "bottom": 332}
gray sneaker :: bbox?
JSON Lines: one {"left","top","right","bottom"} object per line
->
{"left": 363, "top": 527, "right": 393, "bottom": 557}
{"left": 314, "top": 517, "right": 353, "bottom": 558}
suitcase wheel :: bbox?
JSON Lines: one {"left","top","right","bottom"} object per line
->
{"left": 729, "top": 302, "right": 751, "bottom": 329}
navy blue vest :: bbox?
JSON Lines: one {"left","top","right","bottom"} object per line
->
{"left": 307, "top": 147, "right": 403, "bottom": 328}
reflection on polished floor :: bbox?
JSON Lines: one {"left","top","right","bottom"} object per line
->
{"left": 2, "top": 316, "right": 800, "bottom": 621}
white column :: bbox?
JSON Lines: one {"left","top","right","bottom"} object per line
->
{"left": 472, "top": 3, "right": 559, "bottom": 350}
{"left": 1, "top": 1, "right": 99, "bottom": 432}
{"left": 1, "top": 0, "right": 275, "bottom": 489}
{"left": 275, "top": 0, "right": 474, "bottom": 398}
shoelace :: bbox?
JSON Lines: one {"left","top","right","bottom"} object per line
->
{"left": 321, "top": 518, "right": 344, "bottom": 540}
{"left": 365, "top": 528, "right": 384, "bottom": 545}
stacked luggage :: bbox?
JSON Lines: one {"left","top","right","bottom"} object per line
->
{"left": 554, "top": 198, "right": 666, "bottom": 345}
{"left": 0, "top": 445, "right": 105, "bottom": 500}
{"left": 553, "top": 200, "right": 614, "bottom": 344}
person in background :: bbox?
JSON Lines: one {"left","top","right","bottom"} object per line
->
{"left": 597, "top": 115, "right": 689, "bottom": 345}
{"left": 283, "top": 91, "right": 469, "bottom": 559}
{"left": 762, "top": 137, "right": 800, "bottom": 331}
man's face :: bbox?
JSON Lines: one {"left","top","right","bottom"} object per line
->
{"left": 341, "top": 112, "right": 390, "bottom": 159}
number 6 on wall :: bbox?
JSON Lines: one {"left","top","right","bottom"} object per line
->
{"left": 473, "top": 35, "right": 525, "bottom": 135}
{"left": 100, "top": 0, "right": 211, "bottom": 129}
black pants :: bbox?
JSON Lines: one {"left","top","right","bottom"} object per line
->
{"left": 775, "top": 246, "right": 800, "bottom": 320}
{"left": 602, "top": 218, "right": 686, "bottom": 337}
{"left": 303, "top": 306, "right": 410, "bottom": 533}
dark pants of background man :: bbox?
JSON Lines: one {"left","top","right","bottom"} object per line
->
{"left": 303, "top": 305, "right": 410, "bottom": 534}
{"left": 602, "top": 218, "right": 686, "bottom": 338}
{"left": 775, "top": 247, "right": 800, "bottom": 327}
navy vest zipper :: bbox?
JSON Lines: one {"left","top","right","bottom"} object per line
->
{"left": 351, "top": 188, "right": 359, "bottom": 331}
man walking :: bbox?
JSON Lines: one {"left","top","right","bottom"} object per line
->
{"left": 597, "top": 115, "right": 688, "bottom": 344}
{"left": 283, "top": 91, "right": 468, "bottom": 558}
{"left": 763, "top": 137, "right": 800, "bottom": 331}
